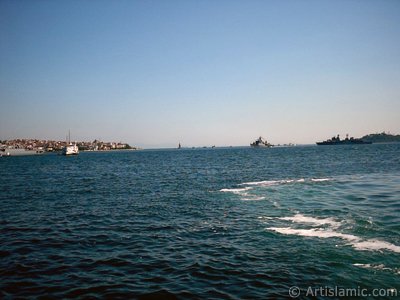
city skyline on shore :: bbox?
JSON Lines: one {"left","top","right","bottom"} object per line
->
{"left": 1, "top": 1, "right": 399, "bottom": 148}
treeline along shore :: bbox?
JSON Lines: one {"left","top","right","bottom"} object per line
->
{"left": 360, "top": 132, "right": 400, "bottom": 143}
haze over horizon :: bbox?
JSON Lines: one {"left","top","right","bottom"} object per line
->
{"left": 1, "top": 0, "right": 399, "bottom": 148}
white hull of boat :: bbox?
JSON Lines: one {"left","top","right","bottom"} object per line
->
{"left": 62, "top": 144, "right": 79, "bottom": 155}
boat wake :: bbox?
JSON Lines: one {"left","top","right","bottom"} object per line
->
{"left": 279, "top": 213, "right": 342, "bottom": 229}
{"left": 219, "top": 177, "right": 331, "bottom": 200}
{"left": 220, "top": 176, "right": 400, "bottom": 253}
{"left": 353, "top": 263, "right": 400, "bottom": 275}
{"left": 219, "top": 187, "right": 252, "bottom": 195}
{"left": 264, "top": 213, "right": 400, "bottom": 253}
{"left": 240, "top": 178, "right": 305, "bottom": 186}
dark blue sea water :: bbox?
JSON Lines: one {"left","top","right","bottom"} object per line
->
{"left": 1, "top": 144, "right": 399, "bottom": 299}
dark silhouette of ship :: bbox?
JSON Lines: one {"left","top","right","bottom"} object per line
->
{"left": 316, "top": 134, "right": 372, "bottom": 145}
{"left": 250, "top": 136, "right": 272, "bottom": 147}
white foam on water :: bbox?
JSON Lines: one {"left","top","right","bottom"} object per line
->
{"left": 221, "top": 177, "right": 331, "bottom": 198}
{"left": 280, "top": 213, "right": 342, "bottom": 228}
{"left": 353, "top": 264, "right": 400, "bottom": 274}
{"left": 353, "top": 263, "right": 389, "bottom": 270}
{"left": 239, "top": 178, "right": 330, "bottom": 186}
{"left": 240, "top": 180, "right": 281, "bottom": 186}
{"left": 352, "top": 240, "right": 400, "bottom": 253}
{"left": 219, "top": 187, "right": 252, "bottom": 195}
{"left": 311, "top": 178, "right": 331, "bottom": 182}
{"left": 258, "top": 216, "right": 274, "bottom": 220}
{"left": 267, "top": 227, "right": 359, "bottom": 241}
{"left": 219, "top": 186, "right": 266, "bottom": 201}
{"left": 241, "top": 196, "right": 266, "bottom": 201}
{"left": 266, "top": 226, "right": 400, "bottom": 253}
{"left": 272, "top": 201, "right": 280, "bottom": 208}
{"left": 245, "top": 179, "right": 305, "bottom": 186}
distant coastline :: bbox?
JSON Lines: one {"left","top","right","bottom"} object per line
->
{"left": 1, "top": 132, "right": 399, "bottom": 153}
{"left": 361, "top": 132, "right": 400, "bottom": 143}
{"left": 315, "top": 132, "right": 400, "bottom": 146}
{"left": 0, "top": 138, "right": 138, "bottom": 153}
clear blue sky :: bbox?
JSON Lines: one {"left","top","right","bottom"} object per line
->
{"left": 1, "top": 0, "right": 399, "bottom": 147}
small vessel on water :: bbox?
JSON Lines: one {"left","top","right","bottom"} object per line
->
{"left": 316, "top": 134, "right": 372, "bottom": 145}
{"left": 178, "top": 142, "right": 181, "bottom": 149}
{"left": 62, "top": 143, "right": 79, "bottom": 155}
{"left": 250, "top": 136, "right": 272, "bottom": 147}
{"left": 62, "top": 131, "right": 79, "bottom": 155}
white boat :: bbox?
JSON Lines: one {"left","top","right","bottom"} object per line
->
{"left": 62, "top": 144, "right": 79, "bottom": 155}
{"left": 250, "top": 136, "right": 272, "bottom": 147}
{"left": 62, "top": 131, "right": 79, "bottom": 155}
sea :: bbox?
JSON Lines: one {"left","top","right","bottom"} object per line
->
{"left": 1, "top": 144, "right": 399, "bottom": 299}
